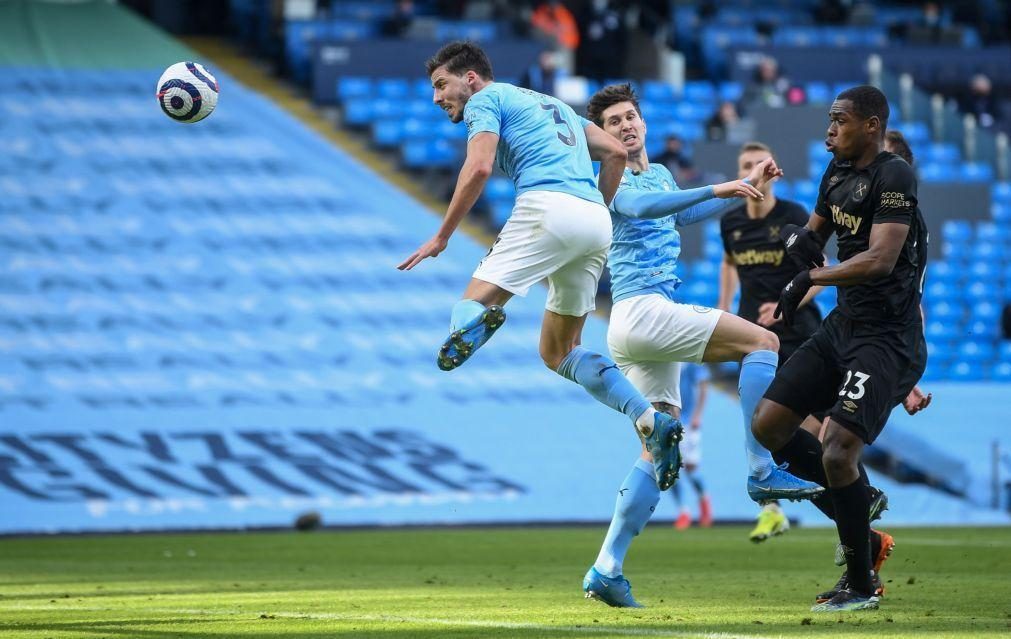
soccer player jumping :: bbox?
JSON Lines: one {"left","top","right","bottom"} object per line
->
{"left": 751, "top": 86, "right": 928, "bottom": 612}
{"left": 579, "top": 84, "right": 823, "bottom": 608}
{"left": 399, "top": 42, "right": 682, "bottom": 490}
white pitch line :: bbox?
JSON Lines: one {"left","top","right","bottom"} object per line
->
{"left": 2, "top": 604, "right": 782, "bottom": 639}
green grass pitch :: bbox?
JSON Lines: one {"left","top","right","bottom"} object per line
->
{"left": 1, "top": 526, "right": 1008, "bottom": 638}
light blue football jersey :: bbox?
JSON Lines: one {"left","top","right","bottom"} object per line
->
{"left": 463, "top": 83, "right": 603, "bottom": 206}
{"left": 608, "top": 163, "right": 684, "bottom": 302}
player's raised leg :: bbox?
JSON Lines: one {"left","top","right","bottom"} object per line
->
{"left": 701, "top": 312, "right": 823, "bottom": 501}
{"left": 545, "top": 307, "right": 682, "bottom": 491}
{"left": 438, "top": 279, "right": 511, "bottom": 371}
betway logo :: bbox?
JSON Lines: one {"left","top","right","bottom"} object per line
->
{"left": 830, "top": 204, "right": 863, "bottom": 235}
{"left": 732, "top": 248, "right": 784, "bottom": 266}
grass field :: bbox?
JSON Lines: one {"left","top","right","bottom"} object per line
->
{"left": 1, "top": 526, "right": 1008, "bottom": 638}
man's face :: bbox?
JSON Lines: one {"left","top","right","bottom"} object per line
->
{"left": 431, "top": 65, "right": 476, "bottom": 123}
{"left": 600, "top": 101, "right": 646, "bottom": 154}
{"left": 826, "top": 99, "right": 876, "bottom": 161}
{"left": 738, "top": 149, "right": 773, "bottom": 193}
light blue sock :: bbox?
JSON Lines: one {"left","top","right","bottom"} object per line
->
{"left": 594, "top": 458, "right": 660, "bottom": 578}
{"left": 669, "top": 476, "right": 684, "bottom": 506}
{"left": 449, "top": 299, "right": 486, "bottom": 333}
{"left": 556, "top": 346, "right": 651, "bottom": 424}
{"left": 739, "top": 349, "right": 778, "bottom": 480}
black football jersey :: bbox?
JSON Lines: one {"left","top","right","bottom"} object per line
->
{"left": 720, "top": 198, "right": 822, "bottom": 341}
{"left": 814, "top": 152, "right": 928, "bottom": 323}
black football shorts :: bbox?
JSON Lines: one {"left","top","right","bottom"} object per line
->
{"left": 764, "top": 309, "right": 927, "bottom": 443}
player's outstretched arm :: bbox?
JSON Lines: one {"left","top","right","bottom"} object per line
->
{"left": 398, "top": 132, "right": 499, "bottom": 271}
{"left": 584, "top": 122, "right": 627, "bottom": 205}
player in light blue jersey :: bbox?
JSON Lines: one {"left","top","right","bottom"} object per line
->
{"left": 398, "top": 42, "right": 683, "bottom": 490}
{"left": 580, "top": 84, "right": 823, "bottom": 608}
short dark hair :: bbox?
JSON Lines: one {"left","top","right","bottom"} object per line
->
{"left": 739, "top": 141, "right": 773, "bottom": 156}
{"left": 425, "top": 41, "right": 494, "bottom": 80}
{"left": 885, "top": 130, "right": 914, "bottom": 165}
{"left": 836, "top": 85, "right": 890, "bottom": 129}
{"left": 587, "top": 83, "right": 641, "bottom": 126}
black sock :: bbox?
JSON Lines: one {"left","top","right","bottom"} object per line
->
{"left": 830, "top": 479, "right": 873, "bottom": 596}
{"left": 771, "top": 428, "right": 828, "bottom": 485}
{"left": 772, "top": 429, "right": 837, "bottom": 521}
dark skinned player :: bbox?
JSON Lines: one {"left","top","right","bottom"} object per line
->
{"left": 751, "top": 86, "right": 928, "bottom": 612}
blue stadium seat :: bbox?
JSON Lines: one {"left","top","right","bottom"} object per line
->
{"left": 719, "top": 81, "right": 744, "bottom": 103}
{"left": 402, "top": 139, "right": 460, "bottom": 169}
{"left": 991, "top": 361, "right": 1011, "bottom": 382}
{"left": 993, "top": 202, "right": 1011, "bottom": 223}
{"left": 925, "top": 321, "right": 958, "bottom": 340}
{"left": 807, "top": 140, "right": 827, "bottom": 161}
{"left": 958, "top": 339, "right": 990, "bottom": 363}
{"left": 926, "top": 281, "right": 957, "bottom": 300}
{"left": 490, "top": 200, "right": 513, "bottom": 228}
{"left": 372, "top": 119, "right": 405, "bottom": 148}
{"left": 918, "top": 162, "right": 953, "bottom": 182}
{"left": 993, "top": 182, "right": 1011, "bottom": 204}
{"left": 927, "top": 260, "right": 960, "bottom": 284}
{"left": 376, "top": 78, "right": 410, "bottom": 100}
{"left": 971, "top": 302, "right": 1001, "bottom": 323}
{"left": 967, "top": 320, "right": 999, "bottom": 339}
{"left": 960, "top": 163, "right": 994, "bottom": 182}
{"left": 484, "top": 177, "right": 515, "bottom": 202}
{"left": 435, "top": 20, "right": 498, "bottom": 42}
{"left": 895, "top": 121, "right": 929, "bottom": 144}
{"left": 337, "top": 76, "right": 373, "bottom": 101}
{"left": 998, "top": 341, "right": 1011, "bottom": 361}
{"left": 804, "top": 82, "right": 832, "bottom": 104}
{"left": 642, "top": 80, "right": 676, "bottom": 102}
{"left": 948, "top": 361, "right": 983, "bottom": 381}
{"left": 965, "top": 281, "right": 989, "bottom": 302}
{"left": 331, "top": 19, "right": 377, "bottom": 40}
{"left": 674, "top": 102, "right": 711, "bottom": 122}
{"left": 343, "top": 98, "right": 376, "bottom": 126}
{"left": 974, "top": 242, "right": 1000, "bottom": 263}
{"left": 773, "top": 180, "right": 793, "bottom": 199}
{"left": 413, "top": 77, "right": 434, "bottom": 100}
{"left": 773, "top": 26, "right": 820, "bottom": 46}
{"left": 684, "top": 81, "right": 717, "bottom": 104}
{"left": 924, "top": 143, "right": 960, "bottom": 164}
{"left": 331, "top": 1, "right": 396, "bottom": 20}
{"left": 942, "top": 219, "right": 972, "bottom": 242}
{"left": 793, "top": 180, "right": 818, "bottom": 202}
{"left": 926, "top": 301, "right": 962, "bottom": 322}
{"left": 976, "top": 221, "right": 1010, "bottom": 244}
{"left": 969, "top": 261, "right": 1000, "bottom": 282}
{"left": 691, "top": 259, "right": 719, "bottom": 281}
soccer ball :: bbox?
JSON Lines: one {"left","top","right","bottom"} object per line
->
{"left": 156, "top": 61, "right": 219, "bottom": 123}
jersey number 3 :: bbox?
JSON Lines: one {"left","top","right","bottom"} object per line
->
{"left": 838, "top": 370, "right": 870, "bottom": 400}
{"left": 540, "top": 103, "right": 576, "bottom": 147}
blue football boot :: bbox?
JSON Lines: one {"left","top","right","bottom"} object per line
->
{"left": 642, "top": 411, "right": 683, "bottom": 491}
{"left": 582, "top": 567, "right": 644, "bottom": 608}
{"left": 437, "top": 304, "right": 506, "bottom": 371}
{"left": 747, "top": 462, "right": 825, "bottom": 502}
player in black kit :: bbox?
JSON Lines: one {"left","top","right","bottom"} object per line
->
{"left": 720, "top": 142, "right": 827, "bottom": 541}
{"left": 751, "top": 86, "right": 928, "bottom": 612}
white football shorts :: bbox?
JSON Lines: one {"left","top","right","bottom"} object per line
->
{"left": 680, "top": 427, "right": 702, "bottom": 467}
{"left": 472, "top": 190, "right": 611, "bottom": 317}
{"left": 607, "top": 293, "right": 723, "bottom": 407}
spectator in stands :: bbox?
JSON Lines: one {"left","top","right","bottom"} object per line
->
{"left": 654, "top": 134, "right": 697, "bottom": 183}
{"left": 576, "top": 0, "right": 626, "bottom": 81}
{"left": 744, "top": 56, "right": 790, "bottom": 109}
{"left": 381, "top": 0, "right": 415, "bottom": 37}
{"left": 960, "top": 73, "right": 998, "bottom": 130}
{"left": 521, "top": 50, "right": 560, "bottom": 96}
{"left": 813, "top": 0, "right": 851, "bottom": 25}
{"left": 706, "top": 101, "right": 746, "bottom": 143}
{"left": 530, "top": 0, "right": 579, "bottom": 51}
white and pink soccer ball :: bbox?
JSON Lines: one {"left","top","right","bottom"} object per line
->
{"left": 156, "top": 61, "right": 219, "bottom": 123}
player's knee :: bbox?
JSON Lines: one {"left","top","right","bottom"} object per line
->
{"left": 539, "top": 343, "right": 567, "bottom": 371}
{"left": 821, "top": 439, "right": 858, "bottom": 479}
{"left": 754, "top": 328, "right": 779, "bottom": 353}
